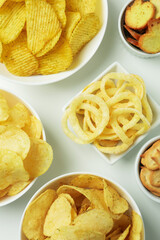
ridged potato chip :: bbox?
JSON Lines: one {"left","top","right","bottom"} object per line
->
{"left": 63, "top": 11, "right": 81, "bottom": 41}
{"left": 23, "top": 138, "right": 53, "bottom": 178}
{"left": 37, "top": 37, "right": 73, "bottom": 75}
{"left": 26, "top": 0, "right": 61, "bottom": 55}
{"left": 44, "top": 195, "right": 73, "bottom": 236}
{"left": 2, "top": 32, "right": 38, "bottom": 76}
{"left": 0, "top": 1, "right": 25, "bottom": 44}
{"left": 47, "top": 0, "right": 66, "bottom": 28}
{"left": 23, "top": 189, "right": 57, "bottom": 240}
{"left": 66, "top": 0, "right": 97, "bottom": 15}
{"left": 0, "top": 126, "right": 30, "bottom": 160}
{"left": 22, "top": 116, "right": 42, "bottom": 139}
{"left": 0, "top": 149, "right": 29, "bottom": 190}
{"left": 0, "top": 0, "right": 6, "bottom": 7}
{"left": 69, "top": 13, "right": 100, "bottom": 56}
{"left": 0, "top": 93, "right": 9, "bottom": 121}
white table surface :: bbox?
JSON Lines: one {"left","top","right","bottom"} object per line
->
{"left": 0, "top": 0, "right": 160, "bottom": 239}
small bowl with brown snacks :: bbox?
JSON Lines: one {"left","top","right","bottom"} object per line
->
{"left": 62, "top": 62, "right": 160, "bottom": 164}
{"left": 0, "top": 88, "right": 53, "bottom": 207}
{"left": 135, "top": 136, "right": 160, "bottom": 203}
{"left": 118, "top": 0, "right": 160, "bottom": 57}
{"left": 20, "top": 172, "right": 145, "bottom": 240}
{"left": 0, "top": 0, "right": 108, "bottom": 85}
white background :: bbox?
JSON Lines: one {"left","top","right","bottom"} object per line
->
{"left": 0, "top": 0, "right": 160, "bottom": 239}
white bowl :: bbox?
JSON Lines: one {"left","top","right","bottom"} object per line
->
{"left": 63, "top": 62, "right": 160, "bottom": 165}
{"left": 135, "top": 136, "right": 160, "bottom": 203}
{"left": 19, "top": 172, "right": 145, "bottom": 240}
{"left": 118, "top": 0, "right": 160, "bottom": 58}
{"left": 0, "top": 0, "right": 108, "bottom": 86}
{"left": 0, "top": 88, "right": 46, "bottom": 207}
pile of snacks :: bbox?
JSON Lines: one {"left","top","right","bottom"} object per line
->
{"left": 62, "top": 72, "right": 153, "bottom": 155}
{"left": 22, "top": 174, "right": 143, "bottom": 240}
{"left": 0, "top": 92, "right": 53, "bottom": 199}
{"left": 0, "top": 0, "right": 101, "bottom": 76}
{"left": 140, "top": 140, "right": 160, "bottom": 197}
{"left": 124, "top": 0, "right": 160, "bottom": 54}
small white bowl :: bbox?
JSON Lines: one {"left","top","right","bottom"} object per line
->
{"left": 63, "top": 62, "right": 160, "bottom": 165}
{"left": 135, "top": 136, "right": 160, "bottom": 203}
{"left": 19, "top": 172, "right": 145, "bottom": 240}
{"left": 118, "top": 0, "right": 160, "bottom": 58}
{"left": 0, "top": 0, "right": 108, "bottom": 86}
{"left": 0, "top": 88, "right": 46, "bottom": 207}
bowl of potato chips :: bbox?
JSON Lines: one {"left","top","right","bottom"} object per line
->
{"left": 0, "top": 0, "right": 108, "bottom": 85}
{"left": 0, "top": 89, "right": 53, "bottom": 207}
{"left": 62, "top": 62, "right": 160, "bottom": 164}
{"left": 20, "top": 172, "right": 145, "bottom": 240}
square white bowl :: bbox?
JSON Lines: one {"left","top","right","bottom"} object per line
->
{"left": 63, "top": 62, "right": 160, "bottom": 165}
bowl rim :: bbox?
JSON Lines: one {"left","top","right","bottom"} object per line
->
{"left": 19, "top": 171, "right": 145, "bottom": 240}
{"left": 0, "top": 87, "right": 46, "bottom": 207}
{"left": 135, "top": 135, "right": 160, "bottom": 203}
{"left": 118, "top": 0, "right": 160, "bottom": 58}
{"left": 0, "top": 0, "right": 108, "bottom": 86}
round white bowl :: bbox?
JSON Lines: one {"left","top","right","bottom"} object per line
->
{"left": 0, "top": 0, "right": 108, "bottom": 86}
{"left": 135, "top": 136, "right": 160, "bottom": 203}
{"left": 0, "top": 88, "right": 46, "bottom": 207}
{"left": 118, "top": 0, "right": 160, "bottom": 58}
{"left": 19, "top": 172, "right": 145, "bottom": 240}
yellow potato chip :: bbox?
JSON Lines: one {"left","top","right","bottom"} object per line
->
{"left": 3, "top": 103, "right": 30, "bottom": 128}
{"left": 37, "top": 37, "right": 73, "bottom": 75}
{"left": 47, "top": 0, "right": 66, "bottom": 28}
{"left": 128, "top": 211, "right": 143, "bottom": 240}
{"left": 0, "top": 186, "right": 10, "bottom": 199}
{"left": 66, "top": 0, "right": 97, "bottom": 15}
{"left": 63, "top": 12, "right": 81, "bottom": 41}
{"left": 26, "top": 0, "right": 61, "bottom": 55}
{"left": 59, "top": 193, "right": 77, "bottom": 213}
{"left": 7, "top": 180, "right": 31, "bottom": 196}
{"left": 2, "top": 32, "right": 38, "bottom": 76}
{"left": 0, "top": 0, "right": 6, "bottom": 7}
{"left": 69, "top": 13, "right": 100, "bottom": 56}
{"left": 106, "top": 228, "right": 122, "bottom": 240}
{"left": 23, "top": 138, "right": 53, "bottom": 178}
{"left": 0, "top": 126, "right": 30, "bottom": 160}
{"left": 22, "top": 116, "right": 42, "bottom": 139}
{"left": 118, "top": 225, "right": 131, "bottom": 240}
{"left": 51, "top": 226, "right": 105, "bottom": 240}
{"left": 78, "top": 198, "right": 91, "bottom": 214}
{"left": 0, "top": 41, "right": 2, "bottom": 58}
{"left": 36, "top": 29, "right": 62, "bottom": 57}
{"left": 73, "top": 208, "right": 113, "bottom": 235}
{"left": 43, "top": 195, "right": 73, "bottom": 236}
{"left": 70, "top": 174, "right": 104, "bottom": 190}
{"left": 113, "top": 214, "right": 131, "bottom": 232}
{"left": 0, "top": 149, "right": 29, "bottom": 190}
{"left": 22, "top": 189, "right": 57, "bottom": 240}
{"left": 0, "top": 93, "right": 9, "bottom": 121}
{"left": 0, "top": 1, "right": 25, "bottom": 44}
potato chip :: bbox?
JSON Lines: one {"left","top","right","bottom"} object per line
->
{"left": 113, "top": 214, "right": 131, "bottom": 231}
{"left": 0, "top": 0, "right": 6, "bottom": 7}
{"left": 73, "top": 208, "right": 113, "bottom": 235}
{"left": 63, "top": 11, "right": 81, "bottom": 41}
{"left": 69, "top": 13, "right": 100, "bottom": 56}
{"left": 47, "top": 0, "right": 66, "bottom": 28}
{"left": 118, "top": 225, "right": 131, "bottom": 240}
{"left": 0, "top": 149, "right": 29, "bottom": 190}
{"left": 2, "top": 32, "right": 38, "bottom": 76}
{"left": 51, "top": 226, "right": 105, "bottom": 240}
{"left": 44, "top": 195, "right": 73, "bottom": 236}
{"left": 70, "top": 174, "right": 104, "bottom": 190}
{"left": 22, "top": 189, "right": 57, "bottom": 240}
{"left": 3, "top": 103, "right": 30, "bottom": 128}
{"left": 36, "top": 29, "right": 62, "bottom": 57}
{"left": 7, "top": 180, "right": 31, "bottom": 196}
{"left": 22, "top": 116, "right": 42, "bottom": 139}
{"left": 0, "top": 186, "right": 10, "bottom": 198}
{"left": 106, "top": 228, "right": 122, "bottom": 240}
{"left": 0, "top": 1, "right": 25, "bottom": 44}
{"left": 0, "top": 93, "right": 9, "bottom": 121}
{"left": 59, "top": 193, "right": 77, "bottom": 213}
{"left": 0, "top": 126, "right": 30, "bottom": 160}
{"left": 66, "top": 0, "right": 97, "bottom": 15}
{"left": 23, "top": 138, "right": 53, "bottom": 178}
{"left": 128, "top": 211, "right": 143, "bottom": 240}
{"left": 26, "top": 0, "right": 61, "bottom": 55}
{"left": 78, "top": 198, "right": 91, "bottom": 214}
{"left": 0, "top": 41, "right": 2, "bottom": 58}
{"left": 37, "top": 37, "right": 73, "bottom": 75}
